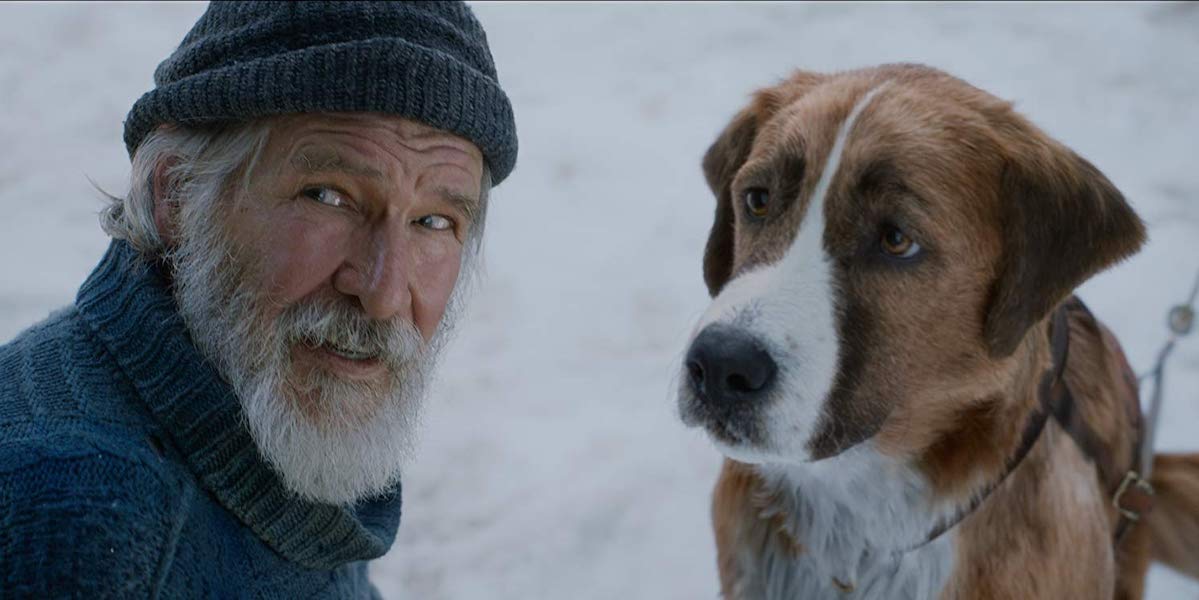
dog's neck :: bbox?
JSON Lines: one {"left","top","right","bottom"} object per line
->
{"left": 738, "top": 320, "right": 1062, "bottom": 599}
{"left": 746, "top": 445, "right": 956, "bottom": 598}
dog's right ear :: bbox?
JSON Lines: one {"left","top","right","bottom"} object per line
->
{"left": 701, "top": 107, "right": 759, "bottom": 297}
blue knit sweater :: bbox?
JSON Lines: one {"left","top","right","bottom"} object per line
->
{"left": 0, "top": 241, "right": 402, "bottom": 598}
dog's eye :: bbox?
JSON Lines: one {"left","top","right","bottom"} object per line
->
{"left": 880, "top": 225, "right": 921, "bottom": 258}
{"left": 744, "top": 188, "right": 770, "bottom": 218}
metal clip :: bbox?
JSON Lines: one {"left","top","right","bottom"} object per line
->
{"left": 831, "top": 577, "right": 855, "bottom": 594}
{"left": 1168, "top": 305, "right": 1194, "bottom": 336}
{"left": 1112, "top": 470, "right": 1154, "bottom": 521}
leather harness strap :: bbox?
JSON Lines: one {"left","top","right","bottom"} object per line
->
{"left": 1056, "top": 298, "right": 1155, "bottom": 543}
{"left": 906, "top": 298, "right": 1152, "bottom": 553}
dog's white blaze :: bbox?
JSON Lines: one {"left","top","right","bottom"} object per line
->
{"left": 688, "top": 83, "right": 956, "bottom": 598}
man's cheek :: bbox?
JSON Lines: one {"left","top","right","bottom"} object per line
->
{"left": 412, "top": 240, "right": 463, "bottom": 340}
{"left": 253, "top": 219, "right": 349, "bottom": 306}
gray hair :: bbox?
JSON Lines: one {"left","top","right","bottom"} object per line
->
{"left": 100, "top": 120, "right": 492, "bottom": 257}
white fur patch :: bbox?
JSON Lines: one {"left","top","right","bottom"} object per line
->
{"left": 747, "top": 445, "right": 955, "bottom": 599}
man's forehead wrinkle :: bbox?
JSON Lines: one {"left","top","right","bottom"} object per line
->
{"left": 280, "top": 114, "right": 482, "bottom": 161}
{"left": 285, "top": 144, "right": 479, "bottom": 199}
{"left": 287, "top": 130, "right": 481, "bottom": 188}
{"left": 289, "top": 145, "right": 387, "bottom": 181}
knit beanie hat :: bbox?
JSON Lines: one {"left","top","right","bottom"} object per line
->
{"left": 123, "top": 1, "right": 518, "bottom": 184}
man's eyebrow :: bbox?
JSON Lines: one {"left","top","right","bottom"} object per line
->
{"left": 438, "top": 187, "right": 480, "bottom": 222}
{"left": 289, "top": 148, "right": 385, "bottom": 181}
{"left": 290, "top": 147, "right": 480, "bottom": 220}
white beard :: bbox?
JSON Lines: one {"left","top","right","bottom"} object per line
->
{"left": 167, "top": 196, "right": 472, "bottom": 506}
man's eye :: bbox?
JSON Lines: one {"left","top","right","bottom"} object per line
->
{"left": 415, "top": 215, "right": 455, "bottom": 231}
{"left": 300, "top": 186, "right": 348, "bottom": 208}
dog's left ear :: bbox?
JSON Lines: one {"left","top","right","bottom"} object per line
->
{"left": 984, "top": 134, "right": 1146, "bottom": 357}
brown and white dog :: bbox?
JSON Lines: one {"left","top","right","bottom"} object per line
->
{"left": 677, "top": 64, "right": 1199, "bottom": 599}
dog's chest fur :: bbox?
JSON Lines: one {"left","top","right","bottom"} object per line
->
{"left": 722, "top": 448, "right": 956, "bottom": 600}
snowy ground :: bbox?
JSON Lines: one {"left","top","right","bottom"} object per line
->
{"left": 1, "top": 2, "right": 1197, "bottom": 598}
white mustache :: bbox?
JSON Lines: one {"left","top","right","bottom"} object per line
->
{"left": 279, "top": 297, "right": 425, "bottom": 369}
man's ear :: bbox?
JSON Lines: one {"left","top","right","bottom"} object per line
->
{"left": 701, "top": 70, "right": 826, "bottom": 297}
{"left": 152, "top": 157, "right": 180, "bottom": 248}
{"left": 984, "top": 140, "right": 1146, "bottom": 357}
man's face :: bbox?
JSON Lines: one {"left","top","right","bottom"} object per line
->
{"left": 235, "top": 113, "right": 483, "bottom": 339}
{"left": 167, "top": 113, "right": 485, "bottom": 504}
{"left": 229, "top": 114, "right": 482, "bottom": 421}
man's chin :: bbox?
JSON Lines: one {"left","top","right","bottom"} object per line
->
{"left": 242, "top": 382, "right": 419, "bottom": 506}
{"left": 283, "top": 375, "right": 392, "bottom": 433}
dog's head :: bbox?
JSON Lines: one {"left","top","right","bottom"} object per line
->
{"left": 679, "top": 64, "right": 1145, "bottom": 470}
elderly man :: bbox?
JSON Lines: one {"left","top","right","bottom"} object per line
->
{"left": 0, "top": 2, "right": 515, "bottom": 596}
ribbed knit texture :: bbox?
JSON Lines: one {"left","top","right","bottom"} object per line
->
{"left": 0, "top": 241, "right": 402, "bottom": 598}
{"left": 124, "top": 0, "right": 518, "bottom": 184}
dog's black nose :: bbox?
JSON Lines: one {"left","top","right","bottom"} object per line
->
{"left": 685, "top": 324, "right": 777, "bottom": 407}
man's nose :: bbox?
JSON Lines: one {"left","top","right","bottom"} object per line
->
{"left": 339, "top": 219, "right": 414, "bottom": 322}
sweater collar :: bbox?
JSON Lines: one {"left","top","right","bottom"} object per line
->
{"left": 75, "top": 240, "right": 402, "bottom": 570}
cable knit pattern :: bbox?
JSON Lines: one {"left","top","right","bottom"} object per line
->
{"left": 0, "top": 241, "right": 401, "bottom": 598}
{"left": 123, "top": 1, "right": 518, "bottom": 184}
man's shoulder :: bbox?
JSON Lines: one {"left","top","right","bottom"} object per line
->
{"left": 0, "top": 301, "right": 189, "bottom": 514}
{"left": 1, "top": 304, "right": 163, "bottom": 445}
{"left": 0, "top": 308, "right": 199, "bottom": 594}
{"left": 0, "top": 429, "right": 195, "bottom": 597}
{"left": 0, "top": 421, "right": 184, "bottom": 486}
{"left": 0, "top": 304, "right": 80, "bottom": 365}
{"left": 0, "top": 305, "right": 96, "bottom": 406}
{"left": 0, "top": 425, "right": 193, "bottom": 526}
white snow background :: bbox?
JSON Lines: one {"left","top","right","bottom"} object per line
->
{"left": 1, "top": 2, "right": 1196, "bottom": 598}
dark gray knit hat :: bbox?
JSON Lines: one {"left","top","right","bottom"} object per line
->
{"left": 123, "top": 1, "right": 518, "bottom": 184}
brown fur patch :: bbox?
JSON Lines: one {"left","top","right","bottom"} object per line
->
{"left": 946, "top": 426, "right": 1116, "bottom": 599}
{"left": 712, "top": 459, "right": 803, "bottom": 596}
{"left": 918, "top": 394, "right": 1007, "bottom": 497}
{"left": 1146, "top": 453, "right": 1199, "bottom": 579}
{"left": 985, "top": 146, "right": 1147, "bottom": 357}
